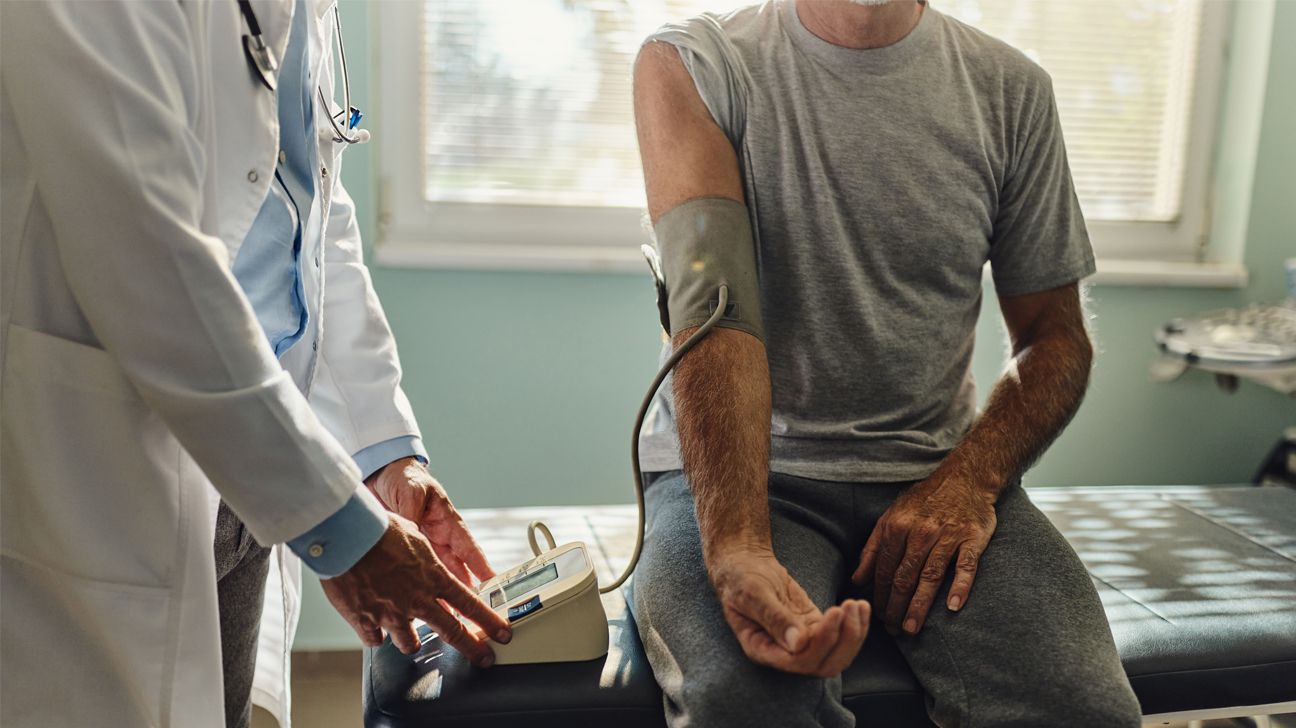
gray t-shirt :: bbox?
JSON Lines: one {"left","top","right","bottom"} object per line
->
{"left": 639, "top": 0, "right": 1095, "bottom": 483}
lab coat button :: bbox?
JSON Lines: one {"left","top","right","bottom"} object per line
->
{"left": 278, "top": 151, "right": 287, "bottom": 165}
{"left": 247, "top": 170, "right": 259, "bottom": 183}
{"left": 308, "top": 544, "right": 324, "bottom": 558}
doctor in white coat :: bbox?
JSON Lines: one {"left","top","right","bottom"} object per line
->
{"left": 0, "top": 1, "right": 511, "bottom": 726}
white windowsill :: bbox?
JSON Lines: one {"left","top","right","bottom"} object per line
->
{"left": 376, "top": 240, "right": 1250, "bottom": 289}
{"left": 1089, "top": 259, "right": 1248, "bottom": 288}
{"left": 375, "top": 240, "right": 648, "bottom": 273}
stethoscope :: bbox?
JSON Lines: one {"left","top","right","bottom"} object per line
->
{"left": 238, "top": 0, "right": 370, "bottom": 144}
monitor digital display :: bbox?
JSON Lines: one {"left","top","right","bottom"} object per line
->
{"left": 503, "top": 563, "right": 559, "bottom": 602}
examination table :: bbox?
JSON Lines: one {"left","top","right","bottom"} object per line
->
{"left": 364, "top": 485, "right": 1296, "bottom": 726}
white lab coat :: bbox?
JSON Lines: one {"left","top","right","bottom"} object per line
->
{"left": 0, "top": 1, "right": 419, "bottom": 726}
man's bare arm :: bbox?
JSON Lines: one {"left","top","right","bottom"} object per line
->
{"left": 633, "top": 43, "right": 767, "bottom": 553}
{"left": 946, "top": 283, "right": 1093, "bottom": 493}
{"left": 854, "top": 282, "right": 1093, "bottom": 635}
{"left": 635, "top": 42, "right": 868, "bottom": 676}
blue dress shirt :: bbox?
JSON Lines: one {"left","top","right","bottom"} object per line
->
{"left": 233, "top": 0, "right": 424, "bottom": 578}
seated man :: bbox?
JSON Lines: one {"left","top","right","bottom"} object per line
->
{"left": 630, "top": 1, "right": 1141, "bottom": 726}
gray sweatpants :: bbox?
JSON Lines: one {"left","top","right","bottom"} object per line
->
{"left": 214, "top": 500, "right": 273, "bottom": 728}
{"left": 630, "top": 471, "right": 1141, "bottom": 728}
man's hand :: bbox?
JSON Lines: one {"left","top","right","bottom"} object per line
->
{"left": 321, "top": 513, "right": 512, "bottom": 666}
{"left": 709, "top": 544, "right": 870, "bottom": 677}
{"left": 366, "top": 457, "right": 494, "bottom": 587}
{"left": 851, "top": 474, "right": 996, "bottom": 636}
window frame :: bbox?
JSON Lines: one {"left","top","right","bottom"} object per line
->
{"left": 373, "top": 0, "right": 1240, "bottom": 279}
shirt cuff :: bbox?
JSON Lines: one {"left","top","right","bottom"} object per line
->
{"left": 287, "top": 486, "right": 388, "bottom": 578}
{"left": 352, "top": 435, "right": 428, "bottom": 481}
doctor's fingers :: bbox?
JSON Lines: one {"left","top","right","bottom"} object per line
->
{"left": 422, "top": 525, "right": 490, "bottom": 588}
{"left": 340, "top": 614, "right": 385, "bottom": 649}
{"left": 382, "top": 617, "right": 423, "bottom": 655}
{"left": 420, "top": 505, "right": 496, "bottom": 584}
{"left": 426, "top": 568, "right": 513, "bottom": 644}
{"left": 425, "top": 540, "right": 473, "bottom": 587}
{"left": 448, "top": 519, "right": 497, "bottom": 582}
{"left": 418, "top": 601, "right": 496, "bottom": 668}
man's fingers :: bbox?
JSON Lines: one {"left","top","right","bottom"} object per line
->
{"left": 799, "top": 605, "right": 844, "bottom": 661}
{"left": 852, "top": 529, "right": 881, "bottom": 585}
{"left": 871, "top": 526, "right": 907, "bottom": 631}
{"left": 726, "top": 612, "right": 794, "bottom": 668}
{"left": 384, "top": 618, "right": 422, "bottom": 655}
{"left": 876, "top": 531, "right": 917, "bottom": 632}
{"left": 902, "top": 540, "right": 956, "bottom": 635}
{"left": 736, "top": 607, "right": 840, "bottom": 674}
{"left": 742, "top": 586, "right": 814, "bottom": 652}
{"left": 420, "top": 602, "right": 496, "bottom": 668}
{"left": 883, "top": 542, "right": 931, "bottom": 632}
{"left": 946, "top": 542, "right": 984, "bottom": 612}
{"left": 816, "top": 601, "right": 869, "bottom": 677}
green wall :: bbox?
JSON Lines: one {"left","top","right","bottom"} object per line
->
{"left": 296, "top": 0, "right": 1295, "bottom": 650}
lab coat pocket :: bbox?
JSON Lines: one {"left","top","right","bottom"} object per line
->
{"left": 0, "top": 555, "right": 171, "bottom": 727}
{"left": 0, "top": 324, "right": 184, "bottom": 588}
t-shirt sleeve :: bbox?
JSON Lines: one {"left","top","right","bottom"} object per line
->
{"left": 989, "top": 73, "right": 1096, "bottom": 296}
{"left": 642, "top": 14, "right": 750, "bottom": 147}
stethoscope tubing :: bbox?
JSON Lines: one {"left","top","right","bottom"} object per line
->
{"left": 320, "top": 4, "right": 365, "bottom": 144}
{"left": 239, "top": 0, "right": 367, "bottom": 145}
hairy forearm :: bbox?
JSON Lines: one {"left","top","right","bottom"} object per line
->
{"left": 672, "top": 327, "right": 773, "bottom": 557}
{"left": 940, "top": 328, "right": 1093, "bottom": 499}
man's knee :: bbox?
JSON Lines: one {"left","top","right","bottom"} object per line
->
{"left": 1038, "top": 679, "right": 1142, "bottom": 728}
{"left": 992, "top": 661, "right": 1140, "bottom": 728}
{"left": 633, "top": 582, "right": 851, "bottom": 728}
{"left": 668, "top": 666, "right": 850, "bottom": 728}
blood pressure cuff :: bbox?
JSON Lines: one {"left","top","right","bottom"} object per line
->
{"left": 649, "top": 197, "right": 764, "bottom": 342}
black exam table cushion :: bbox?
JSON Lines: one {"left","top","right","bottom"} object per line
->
{"left": 364, "top": 486, "right": 1296, "bottom": 727}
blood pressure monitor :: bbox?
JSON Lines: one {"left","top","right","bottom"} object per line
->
{"left": 476, "top": 540, "right": 609, "bottom": 665}
{"left": 414, "top": 248, "right": 738, "bottom": 667}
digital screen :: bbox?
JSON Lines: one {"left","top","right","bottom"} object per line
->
{"left": 503, "top": 563, "right": 559, "bottom": 602}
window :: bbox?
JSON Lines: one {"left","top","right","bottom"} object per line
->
{"left": 375, "top": 0, "right": 1232, "bottom": 271}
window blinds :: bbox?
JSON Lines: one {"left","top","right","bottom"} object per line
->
{"left": 421, "top": 0, "right": 1204, "bottom": 222}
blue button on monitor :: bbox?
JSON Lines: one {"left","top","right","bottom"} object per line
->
{"left": 507, "top": 595, "right": 542, "bottom": 622}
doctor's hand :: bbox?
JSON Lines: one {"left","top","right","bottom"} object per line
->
{"left": 851, "top": 473, "right": 997, "bottom": 638}
{"left": 707, "top": 545, "right": 870, "bottom": 677}
{"left": 366, "top": 457, "right": 496, "bottom": 588}
{"left": 321, "top": 513, "right": 512, "bottom": 665}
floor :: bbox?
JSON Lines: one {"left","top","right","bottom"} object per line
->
{"left": 251, "top": 649, "right": 1292, "bottom": 728}
{"left": 250, "top": 651, "right": 361, "bottom": 728}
